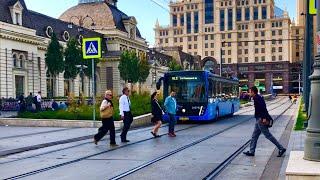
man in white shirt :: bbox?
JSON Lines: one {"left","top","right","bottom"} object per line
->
{"left": 36, "top": 91, "right": 42, "bottom": 111}
{"left": 119, "top": 87, "right": 133, "bottom": 142}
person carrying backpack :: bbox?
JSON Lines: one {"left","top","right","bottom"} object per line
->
{"left": 243, "top": 86, "right": 286, "bottom": 157}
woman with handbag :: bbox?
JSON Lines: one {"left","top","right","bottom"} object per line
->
{"left": 151, "top": 92, "right": 163, "bottom": 138}
{"left": 94, "top": 90, "right": 117, "bottom": 147}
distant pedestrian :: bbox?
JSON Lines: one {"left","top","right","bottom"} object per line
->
{"left": 119, "top": 87, "right": 133, "bottom": 143}
{"left": 151, "top": 92, "right": 163, "bottom": 138}
{"left": 288, "top": 95, "right": 292, "bottom": 102}
{"left": 94, "top": 90, "right": 117, "bottom": 146}
{"left": 164, "top": 90, "right": 177, "bottom": 137}
{"left": 26, "top": 93, "right": 33, "bottom": 111}
{"left": 293, "top": 95, "right": 298, "bottom": 104}
{"left": 51, "top": 99, "right": 59, "bottom": 111}
{"left": 35, "top": 91, "right": 42, "bottom": 111}
{"left": 243, "top": 86, "right": 286, "bottom": 157}
{"left": 18, "top": 93, "right": 26, "bottom": 112}
{"left": 59, "top": 102, "right": 67, "bottom": 110}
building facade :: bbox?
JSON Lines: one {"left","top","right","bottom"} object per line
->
{"left": 155, "top": 0, "right": 299, "bottom": 94}
{"left": 0, "top": 0, "right": 102, "bottom": 98}
{"left": 59, "top": 0, "right": 149, "bottom": 95}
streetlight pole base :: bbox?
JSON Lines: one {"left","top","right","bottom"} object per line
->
{"left": 304, "top": 131, "right": 320, "bottom": 161}
{"left": 303, "top": 53, "right": 320, "bottom": 161}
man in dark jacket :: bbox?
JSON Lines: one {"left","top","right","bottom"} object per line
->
{"left": 243, "top": 86, "right": 286, "bottom": 157}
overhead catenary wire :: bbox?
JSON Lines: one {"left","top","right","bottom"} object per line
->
{"left": 149, "top": 0, "right": 170, "bottom": 13}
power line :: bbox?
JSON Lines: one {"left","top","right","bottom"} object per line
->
{"left": 149, "top": 0, "right": 170, "bottom": 12}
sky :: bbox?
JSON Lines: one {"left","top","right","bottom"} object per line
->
{"left": 24, "top": 0, "right": 297, "bottom": 46}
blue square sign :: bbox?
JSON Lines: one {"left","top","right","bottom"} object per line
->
{"left": 82, "top": 38, "right": 101, "bottom": 59}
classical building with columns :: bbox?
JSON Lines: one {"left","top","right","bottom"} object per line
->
{"left": 59, "top": 0, "right": 149, "bottom": 95}
{"left": 155, "top": 0, "right": 301, "bottom": 94}
{"left": 0, "top": 0, "right": 102, "bottom": 98}
{"left": 0, "top": 0, "right": 149, "bottom": 98}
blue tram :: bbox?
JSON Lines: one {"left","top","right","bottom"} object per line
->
{"left": 157, "top": 71, "right": 240, "bottom": 122}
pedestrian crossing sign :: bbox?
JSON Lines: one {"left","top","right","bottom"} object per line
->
{"left": 309, "top": 0, "right": 317, "bottom": 15}
{"left": 82, "top": 37, "right": 101, "bottom": 59}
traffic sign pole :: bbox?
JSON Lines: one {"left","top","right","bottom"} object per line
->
{"left": 82, "top": 37, "right": 101, "bottom": 123}
{"left": 92, "top": 58, "right": 96, "bottom": 122}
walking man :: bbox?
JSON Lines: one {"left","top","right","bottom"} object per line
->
{"left": 94, "top": 90, "right": 117, "bottom": 147}
{"left": 119, "top": 87, "right": 133, "bottom": 143}
{"left": 164, "top": 90, "right": 177, "bottom": 137}
{"left": 243, "top": 86, "right": 286, "bottom": 157}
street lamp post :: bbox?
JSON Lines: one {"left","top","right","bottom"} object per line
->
{"left": 304, "top": 0, "right": 320, "bottom": 162}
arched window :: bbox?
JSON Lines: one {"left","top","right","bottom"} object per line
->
{"left": 13, "top": 54, "right": 17, "bottom": 67}
{"left": 18, "top": 54, "right": 24, "bottom": 68}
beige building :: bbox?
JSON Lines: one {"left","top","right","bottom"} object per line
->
{"left": 155, "top": 0, "right": 299, "bottom": 93}
{"left": 59, "top": 0, "right": 149, "bottom": 95}
{"left": 0, "top": 0, "right": 104, "bottom": 98}
{"left": 0, "top": 0, "right": 149, "bottom": 98}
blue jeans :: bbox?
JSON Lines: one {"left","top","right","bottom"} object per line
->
{"left": 168, "top": 113, "right": 176, "bottom": 134}
{"left": 249, "top": 119, "right": 284, "bottom": 153}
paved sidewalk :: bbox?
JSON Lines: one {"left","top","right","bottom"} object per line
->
{"left": 279, "top": 130, "right": 306, "bottom": 179}
{"left": 0, "top": 111, "right": 18, "bottom": 118}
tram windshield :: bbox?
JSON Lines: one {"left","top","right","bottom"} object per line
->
{"left": 167, "top": 75, "right": 206, "bottom": 103}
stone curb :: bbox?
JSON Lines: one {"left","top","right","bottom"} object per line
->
{"left": 0, "top": 113, "right": 152, "bottom": 128}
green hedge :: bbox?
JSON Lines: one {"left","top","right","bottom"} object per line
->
{"left": 18, "top": 93, "right": 155, "bottom": 121}
{"left": 294, "top": 98, "right": 308, "bottom": 131}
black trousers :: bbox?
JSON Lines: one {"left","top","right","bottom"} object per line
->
{"left": 94, "top": 118, "right": 116, "bottom": 144}
{"left": 120, "top": 111, "right": 133, "bottom": 141}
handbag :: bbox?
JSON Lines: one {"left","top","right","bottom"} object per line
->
{"left": 259, "top": 114, "right": 273, "bottom": 128}
{"left": 100, "top": 102, "right": 113, "bottom": 119}
{"left": 155, "top": 100, "right": 165, "bottom": 115}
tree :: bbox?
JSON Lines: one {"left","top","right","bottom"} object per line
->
{"left": 64, "top": 38, "right": 81, "bottom": 80}
{"left": 118, "top": 50, "right": 139, "bottom": 84}
{"left": 45, "top": 33, "right": 64, "bottom": 97}
{"left": 137, "top": 55, "right": 151, "bottom": 93}
{"left": 168, "top": 59, "right": 183, "bottom": 71}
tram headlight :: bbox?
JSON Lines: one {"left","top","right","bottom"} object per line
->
{"left": 182, "top": 109, "right": 186, "bottom": 113}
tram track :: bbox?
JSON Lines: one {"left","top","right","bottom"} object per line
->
{"left": 0, "top": 98, "right": 284, "bottom": 160}
{"left": 0, "top": 97, "right": 284, "bottom": 164}
{"left": 2, "top": 98, "right": 287, "bottom": 180}
{"left": 0, "top": 128, "right": 78, "bottom": 140}
{"left": 108, "top": 100, "right": 291, "bottom": 180}
{"left": 202, "top": 103, "right": 294, "bottom": 180}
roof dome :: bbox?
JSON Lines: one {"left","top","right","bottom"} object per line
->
{"left": 59, "top": 0, "right": 141, "bottom": 38}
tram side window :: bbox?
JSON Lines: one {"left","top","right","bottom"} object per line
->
{"left": 222, "top": 83, "right": 233, "bottom": 100}
{"left": 215, "top": 81, "right": 222, "bottom": 98}
{"left": 208, "top": 79, "right": 217, "bottom": 98}
{"left": 232, "top": 84, "right": 239, "bottom": 98}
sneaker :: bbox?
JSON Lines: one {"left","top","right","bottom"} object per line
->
{"left": 172, "top": 132, "right": 177, "bottom": 137}
{"left": 168, "top": 133, "right": 175, "bottom": 137}
{"left": 243, "top": 151, "right": 255, "bottom": 156}
{"left": 278, "top": 148, "right": 286, "bottom": 157}
{"left": 121, "top": 140, "right": 130, "bottom": 143}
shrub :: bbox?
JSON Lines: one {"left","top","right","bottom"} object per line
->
{"left": 18, "top": 93, "right": 156, "bottom": 121}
